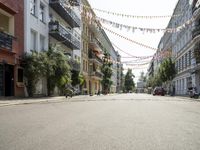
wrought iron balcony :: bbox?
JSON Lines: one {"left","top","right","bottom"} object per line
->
{"left": 0, "top": 31, "right": 13, "bottom": 51}
{"left": 192, "top": 25, "right": 200, "bottom": 39}
{"left": 89, "top": 51, "right": 103, "bottom": 64}
{"left": 69, "top": 0, "right": 80, "bottom": 6}
{"left": 192, "top": 0, "right": 200, "bottom": 15}
{"left": 49, "top": 0, "right": 80, "bottom": 27}
{"left": 89, "top": 38, "right": 103, "bottom": 53}
{"left": 89, "top": 71, "right": 103, "bottom": 79}
{"left": 49, "top": 21, "right": 80, "bottom": 49}
{"left": 68, "top": 59, "right": 80, "bottom": 71}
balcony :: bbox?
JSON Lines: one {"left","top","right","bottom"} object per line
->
{"left": 192, "top": 0, "right": 200, "bottom": 16}
{"left": 89, "top": 38, "right": 103, "bottom": 53}
{"left": 194, "top": 43, "right": 200, "bottom": 64}
{"left": 89, "top": 51, "right": 103, "bottom": 64}
{"left": 69, "top": 0, "right": 80, "bottom": 6}
{"left": 88, "top": 21, "right": 100, "bottom": 35}
{"left": 192, "top": 25, "right": 200, "bottom": 39}
{"left": 68, "top": 59, "right": 80, "bottom": 71}
{"left": 49, "top": 0, "right": 80, "bottom": 27}
{"left": 89, "top": 71, "right": 103, "bottom": 79}
{"left": 0, "top": 31, "right": 13, "bottom": 51}
{"left": 49, "top": 21, "right": 80, "bottom": 49}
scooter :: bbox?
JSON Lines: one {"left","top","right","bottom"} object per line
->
{"left": 188, "top": 87, "right": 199, "bottom": 99}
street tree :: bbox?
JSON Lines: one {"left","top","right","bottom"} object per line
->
{"left": 42, "top": 46, "right": 71, "bottom": 96}
{"left": 22, "top": 51, "right": 45, "bottom": 97}
{"left": 124, "top": 69, "right": 135, "bottom": 92}
{"left": 159, "top": 58, "right": 176, "bottom": 82}
{"left": 139, "top": 71, "right": 147, "bottom": 82}
{"left": 101, "top": 52, "right": 113, "bottom": 94}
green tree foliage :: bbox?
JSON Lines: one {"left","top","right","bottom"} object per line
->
{"left": 71, "top": 70, "right": 85, "bottom": 87}
{"left": 22, "top": 46, "right": 71, "bottom": 97}
{"left": 159, "top": 58, "right": 176, "bottom": 82}
{"left": 146, "top": 58, "right": 176, "bottom": 88}
{"left": 146, "top": 74, "right": 162, "bottom": 88}
{"left": 124, "top": 69, "right": 135, "bottom": 92}
{"left": 22, "top": 51, "right": 45, "bottom": 97}
{"left": 42, "top": 46, "right": 71, "bottom": 96}
{"left": 101, "top": 52, "right": 113, "bottom": 94}
{"left": 139, "top": 71, "right": 147, "bottom": 82}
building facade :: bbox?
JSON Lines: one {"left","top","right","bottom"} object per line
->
{"left": 116, "top": 52, "right": 123, "bottom": 93}
{"left": 81, "top": 0, "right": 104, "bottom": 95}
{"left": 81, "top": 0, "right": 123, "bottom": 95}
{"left": 49, "top": 0, "right": 81, "bottom": 94}
{"left": 0, "top": 0, "right": 24, "bottom": 97}
{"left": 170, "top": 0, "right": 200, "bottom": 95}
{"left": 99, "top": 29, "right": 118, "bottom": 93}
{"left": 24, "top": 0, "right": 49, "bottom": 96}
{"left": 148, "top": 0, "right": 200, "bottom": 96}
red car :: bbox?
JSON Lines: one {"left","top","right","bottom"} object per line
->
{"left": 153, "top": 87, "right": 165, "bottom": 96}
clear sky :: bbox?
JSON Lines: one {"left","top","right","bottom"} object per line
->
{"left": 87, "top": 0, "right": 179, "bottom": 82}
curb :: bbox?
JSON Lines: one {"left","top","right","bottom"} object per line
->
{"left": 0, "top": 97, "right": 67, "bottom": 107}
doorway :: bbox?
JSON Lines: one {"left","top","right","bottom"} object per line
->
{"left": 5, "top": 64, "right": 14, "bottom": 96}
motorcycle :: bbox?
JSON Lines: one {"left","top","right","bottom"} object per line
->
{"left": 65, "top": 84, "right": 79, "bottom": 98}
{"left": 188, "top": 87, "right": 199, "bottom": 99}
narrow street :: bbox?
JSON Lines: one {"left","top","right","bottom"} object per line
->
{"left": 0, "top": 94, "right": 200, "bottom": 150}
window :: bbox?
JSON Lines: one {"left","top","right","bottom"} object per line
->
{"left": 30, "top": 0, "right": 36, "bottom": 15}
{"left": 31, "top": 30, "right": 37, "bottom": 51}
{"left": 18, "top": 68, "right": 23, "bottom": 82}
{"left": 185, "top": 53, "right": 188, "bottom": 68}
{"left": 182, "top": 56, "right": 184, "bottom": 70}
{"left": 40, "top": 35, "right": 45, "bottom": 51}
{"left": 39, "top": 3, "right": 45, "bottom": 22}
{"left": 189, "top": 50, "right": 191, "bottom": 66}
{"left": 86, "top": 61, "right": 88, "bottom": 71}
{"left": 178, "top": 59, "right": 181, "bottom": 72}
{"left": 83, "top": 60, "right": 85, "bottom": 71}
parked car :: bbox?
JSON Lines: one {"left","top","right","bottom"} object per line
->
{"left": 153, "top": 87, "right": 165, "bottom": 96}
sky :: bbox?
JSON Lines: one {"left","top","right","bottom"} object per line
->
{"left": 87, "top": 0, "right": 179, "bottom": 82}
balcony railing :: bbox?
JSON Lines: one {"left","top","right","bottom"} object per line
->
{"left": 0, "top": 31, "right": 13, "bottom": 51}
{"left": 49, "top": 0, "right": 80, "bottom": 27}
{"left": 89, "top": 38, "right": 103, "bottom": 53}
{"left": 69, "top": 0, "right": 80, "bottom": 6}
{"left": 89, "top": 51, "right": 103, "bottom": 64}
{"left": 192, "top": 0, "right": 200, "bottom": 14}
{"left": 89, "top": 71, "right": 103, "bottom": 79}
{"left": 192, "top": 25, "right": 200, "bottom": 39}
{"left": 49, "top": 21, "right": 80, "bottom": 49}
{"left": 68, "top": 59, "right": 80, "bottom": 71}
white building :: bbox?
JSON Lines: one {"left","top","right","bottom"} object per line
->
{"left": 24, "top": 0, "right": 49, "bottom": 53}
{"left": 136, "top": 81, "right": 146, "bottom": 93}
{"left": 170, "top": 0, "right": 200, "bottom": 95}
{"left": 24, "top": 0, "right": 49, "bottom": 96}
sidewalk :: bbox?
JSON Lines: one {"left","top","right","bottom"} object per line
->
{"left": 0, "top": 95, "right": 97, "bottom": 107}
{"left": 0, "top": 96, "right": 67, "bottom": 107}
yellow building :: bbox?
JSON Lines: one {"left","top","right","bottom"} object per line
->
{"left": 81, "top": 0, "right": 103, "bottom": 95}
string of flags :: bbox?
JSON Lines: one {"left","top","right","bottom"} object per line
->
{"left": 125, "top": 62, "right": 150, "bottom": 66}
{"left": 102, "top": 26, "right": 159, "bottom": 51}
{"left": 68, "top": 1, "right": 181, "bottom": 19}
{"left": 97, "top": 16, "right": 194, "bottom": 34}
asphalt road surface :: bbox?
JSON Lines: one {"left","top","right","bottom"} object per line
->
{"left": 0, "top": 94, "right": 200, "bottom": 150}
